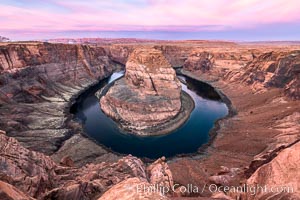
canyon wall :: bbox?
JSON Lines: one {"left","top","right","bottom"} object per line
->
{"left": 178, "top": 47, "right": 299, "bottom": 100}
{"left": 0, "top": 42, "right": 117, "bottom": 156}
{"left": 170, "top": 46, "right": 300, "bottom": 199}
{"left": 106, "top": 44, "right": 299, "bottom": 99}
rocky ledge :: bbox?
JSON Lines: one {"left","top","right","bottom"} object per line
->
{"left": 100, "top": 47, "right": 194, "bottom": 135}
{"left": 0, "top": 131, "right": 173, "bottom": 200}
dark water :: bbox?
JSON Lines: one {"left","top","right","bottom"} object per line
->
{"left": 72, "top": 71, "right": 228, "bottom": 159}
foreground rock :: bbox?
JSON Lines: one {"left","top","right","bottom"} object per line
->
{"left": 0, "top": 132, "right": 173, "bottom": 199}
{"left": 98, "top": 178, "right": 168, "bottom": 200}
{"left": 245, "top": 141, "right": 300, "bottom": 199}
{"left": 0, "top": 181, "right": 34, "bottom": 200}
{"left": 100, "top": 47, "right": 192, "bottom": 135}
{"left": 0, "top": 132, "right": 57, "bottom": 197}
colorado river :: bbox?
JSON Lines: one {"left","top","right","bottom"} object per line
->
{"left": 72, "top": 71, "right": 228, "bottom": 158}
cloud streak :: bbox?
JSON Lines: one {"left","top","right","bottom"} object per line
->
{"left": 0, "top": 0, "right": 299, "bottom": 40}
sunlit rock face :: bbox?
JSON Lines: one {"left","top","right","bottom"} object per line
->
{"left": 125, "top": 48, "right": 181, "bottom": 98}
{"left": 100, "top": 47, "right": 182, "bottom": 134}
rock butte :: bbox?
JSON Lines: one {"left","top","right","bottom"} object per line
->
{"left": 0, "top": 40, "right": 299, "bottom": 199}
{"left": 100, "top": 47, "right": 193, "bottom": 135}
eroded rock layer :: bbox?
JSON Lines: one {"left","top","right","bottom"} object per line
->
{"left": 0, "top": 131, "right": 173, "bottom": 200}
{"left": 245, "top": 141, "right": 300, "bottom": 199}
{"left": 100, "top": 47, "right": 184, "bottom": 134}
{"left": 0, "top": 42, "right": 120, "bottom": 165}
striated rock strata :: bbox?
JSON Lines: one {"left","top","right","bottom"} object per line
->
{"left": 0, "top": 42, "right": 120, "bottom": 166}
{"left": 100, "top": 47, "right": 193, "bottom": 135}
{"left": 0, "top": 132, "right": 173, "bottom": 199}
{"left": 245, "top": 141, "right": 300, "bottom": 199}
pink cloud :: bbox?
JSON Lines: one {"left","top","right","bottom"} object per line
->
{"left": 0, "top": 0, "right": 300, "bottom": 32}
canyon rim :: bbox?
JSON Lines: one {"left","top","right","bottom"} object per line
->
{"left": 1, "top": 1, "right": 300, "bottom": 200}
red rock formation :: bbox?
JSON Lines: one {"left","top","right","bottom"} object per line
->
{"left": 155, "top": 45, "right": 192, "bottom": 67}
{"left": 238, "top": 51, "right": 300, "bottom": 100}
{"left": 60, "top": 156, "right": 74, "bottom": 167}
{"left": 125, "top": 48, "right": 181, "bottom": 98}
{"left": 179, "top": 46, "right": 300, "bottom": 100}
{"left": 0, "top": 42, "right": 116, "bottom": 159}
{"left": 0, "top": 132, "right": 173, "bottom": 199}
{"left": 98, "top": 178, "right": 168, "bottom": 200}
{"left": 100, "top": 47, "right": 183, "bottom": 135}
{"left": 245, "top": 141, "right": 300, "bottom": 199}
{"left": 0, "top": 181, "right": 34, "bottom": 200}
{"left": 147, "top": 156, "right": 174, "bottom": 189}
{"left": 107, "top": 44, "right": 134, "bottom": 65}
{"left": 183, "top": 51, "right": 213, "bottom": 72}
{"left": 0, "top": 133, "right": 57, "bottom": 197}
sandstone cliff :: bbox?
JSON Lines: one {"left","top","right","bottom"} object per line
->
{"left": 237, "top": 51, "right": 300, "bottom": 100}
{"left": 125, "top": 48, "right": 181, "bottom": 98}
{"left": 0, "top": 42, "right": 118, "bottom": 163}
{"left": 180, "top": 47, "right": 300, "bottom": 100}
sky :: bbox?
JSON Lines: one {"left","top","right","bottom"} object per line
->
{"left": 0, "top": 0, "right": 300, "bottom": 41}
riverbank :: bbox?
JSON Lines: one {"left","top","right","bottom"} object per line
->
{"left": 176, "top": 69, "right": 237, "bottom": 156}
{"left": 127, "top": 90, "right": 195, "bottom": 136}
{"left": 98, "top": 76, "right": 195, "bottom": 136}
{"left": 52, "top": 69, "right": 126, "bottom": 166}
{"left": 168, "top": 69, "right": 300, "bottom": 196}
